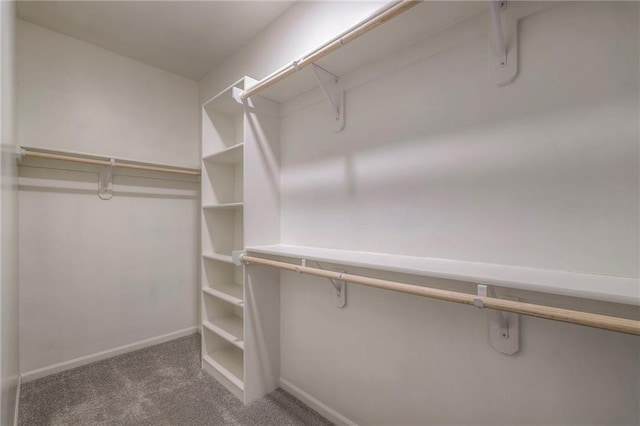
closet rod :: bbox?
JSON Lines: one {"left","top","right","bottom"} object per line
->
{"left": 240, "top": 0, "right": 419, "bottom": 100}
{"left": 21, "top": 149, "right": 201, "bottom": 176}
{"left": 241, "top": 255, "right": 640, "bottom": 336}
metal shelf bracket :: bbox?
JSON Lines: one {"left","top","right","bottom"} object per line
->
{"left": 311, "top": 64, "right": 345, "bottom": 133}
{"left": 488, "top": 0, "right": 518, "bottom": 86}
{"left": 475, "top": 284, "right": 520, "bottom": 355}
{"left": 307, "top": 260, "right": 347, "bottom": 308}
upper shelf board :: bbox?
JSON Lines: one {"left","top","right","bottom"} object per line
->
{"left": 203, "top": 76, "right": 258, "bottom": 115}
{"left": 245, "top": 244, "right": 640, "bottom": 306}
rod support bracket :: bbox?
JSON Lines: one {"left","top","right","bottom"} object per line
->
{"left": 308, "top": 260, "right": 347, "bottom": 308}
{"left": 488, "top": 0, "right": 518, "bottom": 86}
{"left": 98, "top": 158, "right": 115, "bottom": 200}
{"left": 17, "top": 147, "right": 26, "bottom": 165}
{"left": 232, "top": 250, "right": 246, "bottom": 266}
{"left": 476, "top": 284, "right": 519, "bottom": 355}
{"left": 333, "top": 272, "right": 347, "bottom": 309}
{"left": 311, "top": 63, "right": 345, "bottom": 133}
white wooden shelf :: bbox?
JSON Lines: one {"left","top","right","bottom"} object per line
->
{"left": 203, "top": 143, "right": 244, "bottom": 164}
{"left": 203, "top": 253, "right": 233, "bottom": 264}
{"left": 203, "top": 285, "right": 243, "bottom": 306}
{"left": 202, "top": 202, "right": 243, "bottom": 210}
{"left": 245, "top": 244, "right": 640, "bottom": 306}
{"left": 203, "top": 318, "right": 244, "bottom": 350}
{"left": 203, "top": 351, "right": 244, "bottom": 391}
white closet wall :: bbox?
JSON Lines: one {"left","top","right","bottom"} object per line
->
{"left": 0, "top": 1, "right": 19, "bottom": 425}
{"left": 199, "top": 1, "right": 387, "bottom": 103}
{"left": 17, "top": 20, "right": 201, "bottom": 378}
{"left": 200, "top": 2, "right": 639, "bottom": 425}
{"left": 280, "top": 2, "right": 638, "bottom": 276}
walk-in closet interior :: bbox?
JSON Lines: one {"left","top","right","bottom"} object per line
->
{"left": 0, "top": 1, "right": 638, "bottom": 425}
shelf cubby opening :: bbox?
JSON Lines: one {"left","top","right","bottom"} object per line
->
{"left": 202, "top": 208, "right": 243, "bottom": 258}
{"left": 202, "top": 107, "right": 244, "bottom": 155}
{"left": 202, "top": 327, "right": 244, "bottom": 390}
{"left": 203, "top": 143, "right": 243, "bottom": 165}
{"left": 201, "top": 162, "right": 243, "bottom": 205}
{"left": 203, "top": 261, "right": 243, "bottom": 305}
{"left": 203, "top": 296, "right": 244, "bottom": 349}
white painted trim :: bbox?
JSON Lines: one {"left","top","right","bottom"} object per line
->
{"left": 279, "top": 378, "right": 358, "bottom": 426}
{"left": 13, "top": 376, "right": 21, "bottom": 426}
{"left": 21, "top": 326, "right": 199, "bottom": 383}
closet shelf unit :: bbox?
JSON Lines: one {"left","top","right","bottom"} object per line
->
{"left": 201, "top": 77, "right": 250, "bottom": 400}
{"left": 201, "top": 76, "right": 281, "bottom": 404}
{"left": 245, "top": 244, "right": 640, "bottom": 306}
{"left": 202, "top": 342, "right": 244, "bottom": 392}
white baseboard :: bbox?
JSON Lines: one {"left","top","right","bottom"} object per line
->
{"left": 279, "top": 378, "right": 358, "bottom": 426}
{"left": 21, "top": 326, "right": 200, "bottom": 383}
{"left": 13, "top": 376, "right": 21, "bottom": 426}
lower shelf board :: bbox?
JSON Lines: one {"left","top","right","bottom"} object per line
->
{"left": 203, "top": 318, "right": 244, "bottom": 349}
{"left": 203, "top": 350, "right": 244, "bottom": 391}
{"left": 202, "top": 253, "right": 234, "bottom": 263}
{"left": 203, "top": 284, "right": 243, "bottom": 306}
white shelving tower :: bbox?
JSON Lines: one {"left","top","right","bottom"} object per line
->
{"left": 201, "top": 77, "right": 281, "bottom": 404}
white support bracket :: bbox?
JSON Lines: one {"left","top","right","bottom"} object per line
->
{"left": 231, "top": 86, "right": 250, "bottom": 108}
{"left": 17, "top": 147, "right": 25, "bottom": 165}
{"left": 474, "top": 284, "right": 519, "bottom": 355}
{"left": 488, "top": 0, "right": 518, "bottom": 86}
{"left": 98, "top": 158, "right": 115, "bottom": 200}
{"left": 232, "top": 250, "right": 246, "bottom": 266}
{"left": 233, "top": 252, "right": 347, "bottom": 308}
{"left": 306, "top": 259, "right": 347, "bottom": 308}
{"left": 311, "top": 64, "right": 345, "bottom": 133}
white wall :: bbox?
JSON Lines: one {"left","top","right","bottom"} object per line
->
{"left": 0, "top": 1, "right": 19, "bottom": 424}
{"left": 199, "top": 1, "right": 385, "bottom": 103}
{"left": 18, "top": 20, "right": 199, "bottom": 167}
{"left": 280, "top": 2, "right": 639, "bottom": 277}
{"left": 201, "top": 1, "right": 639, "bottom": 424}
{"left": 17, "top": 20, "right": 200, "bottom": 376}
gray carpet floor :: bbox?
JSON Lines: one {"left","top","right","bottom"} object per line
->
{"left": 19, "top": 334, "right": 332, "bottom": 426}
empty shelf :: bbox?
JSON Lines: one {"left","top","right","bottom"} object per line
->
{"left": 203, "top": 143, "right": 243, "bottom": 164}
{"left": 203, "top": 285, "right": 243, "bottom": 306}
{"left": 203, "top": 253, "right": 234, "bottom": 264}
{"left": 203, "top": 318, "right": 244, "bottom": 349}
{"left": 203, "top": 350, "right": 244, "bottom": 390}
{"left": 202, "top": 202, "right": 243, "bottom": 210}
